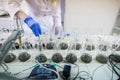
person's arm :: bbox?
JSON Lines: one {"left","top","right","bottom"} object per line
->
{"left": 6, "top": 0, "right": 24, "bottom": 19}
{"left": 17, "top": 11, "right": 42, "bottom": 37}
{"left": 6, "top": 0, "right": 41, "bottom": 37}
{"left": 52, "top": 1, "right": 63, "bottom": 35}
{"left": 15, "top": 11, "right": 28, "bottom": 20}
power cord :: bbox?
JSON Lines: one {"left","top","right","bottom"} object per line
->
{"left": 61, "top": 62, "right": 93, "bottom": 80}
{"left": 73, "top": 64, "right": 79, "bottom": 80}
{"left": 108, "top": 54, "right": 120, "bottom": 79}
{"left": 72, "top": 71, "right": 93, "bottom": 80}
{"left": 91, "top": 64, "right": 105, "bottom": 78}
{"left": 35, "top": 60, "right": 60, "bottom": 79}
{"left": 0, "top": 63, "right": 9, "bottom": 73}
{"left": 14, "top": 66, "right": 34, "bottom": 75}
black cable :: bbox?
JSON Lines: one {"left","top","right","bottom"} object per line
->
{"left": 92, "top": 64, "right": 104, "bottom": 79}
{"left": 109, "top": 61, "right": 120, "bottom": 77}
{"left": 73, "top": 64, "right": 79, "bottom": 80}
{"left": 0, "top": 63, "right": 9, "bottom": 73}
{"left": 109, "top": 55, "right": 120, "bottom": 70}
{"left": 107, "top": 59, "right": 119, "bottom": 80}
{"left": 108, "top": 55, "right": 120, "bottom": 78}
{"left": 79, "top": 71, "right": 93, "bottom": 80}
{"left": 109, "top": 55, "right": 120, "bottom": 69}
{"left": 111, "top": 67, "right": 113, "bottom": 80}
{"left": 109, "top": 59, "right": 120, "bottom": 70}
{"left": 78, "top": 71, "right": 91, "bottom": 80}
{"left": 14, "top": 66, "right": 34, "bottom": 75}
{"left": 71, "top": 71, "right": 93, "bottom": 80}
{"left": 60, "top": 62, "right": 79, "bottom": 80}
{"left": 61, "top": 62, "right": 93, "bottom": 80}
{"left": 56, "top": 64, "right": 63, "bottom": 69}
{"left": 62, "top": 62, "right": 93, "bottom": 80}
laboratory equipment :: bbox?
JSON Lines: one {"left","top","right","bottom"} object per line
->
{"left": 28, "top": 63, "right": 59, "bottom": 80}
{"left": 18, "top": 52, "right": 31, "bottom": 62}
{"left": 52, "top": 53, "right": 63, "bottom": 63}
{"left": 0, "top": 29, "right": 22, "bottom": 64}
{"left": 66, "top": 53, "right": 77, "bottom": 64}
{"left": 46, "top": 42, "right": 55, "bottom": 50}
{"left": 0, "top": 29, "right": 22, "bottom": 80}
{"left": 81, "top": 53, "right": 92, "bottom": 63}
{"left": 96, "top": 54, "right": 108, "bottom": 63}
{"left": 59, "top": 42, "right": 68, "bottom": 50}
{"left": 4, "top": 53, "right": 16, "bottom": 63}
{"left": 35, "top": 54, "right": 47, "bottom": 63}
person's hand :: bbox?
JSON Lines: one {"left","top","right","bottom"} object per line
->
{"left": 24, "top": 16, "right": 41, "bottom": 37}
{"left": 55, "top": 26, "right": 63, "bottom": 35}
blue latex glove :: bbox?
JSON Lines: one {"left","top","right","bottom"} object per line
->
{"left": 24, "top": 16, "right": 41, "bottom": 37}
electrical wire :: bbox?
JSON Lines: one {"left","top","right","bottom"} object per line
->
{"left": 56, "top": 64, "right": 63, "bottom": 69}
{"left": 13, "top": 66, "right": 34, "bottom": 75}
{"left": 73, "top": 64, "right": 79, "bottom": 80}
{"left": 0, "top": 63, "right": 9, "bottom": 73}
{"left": 16, "top": 17, "right": 24, "bottom": 37}
{"left": 108, "top": 55, "right": 120, "bottom": 78}
{"left": 107, "top": 62, "right": 119, "bottom": 80}
{"left": 61, "top": 62, "right": 80, "bottom": 80}
{"left": 70, "top": 71, "right": 93, "bottom": 80}
{"left": 79, "top": 71, "right": 93, "bottom": 80}
{"left": 111, "top": 67, "right": 114, "bottom": 80}
{"left": 35, "top": 60, "right": 60, "bottom": 79}
{"left": 62, "top": 62, "right": 92, "bottom": 80}
{"left": 91, "top": 64, "right": 105, "bottom": 79}
{"left": 109, "top": 58, "right": 120, "bottom": 70}
{"left": 13, "top": 62, "right": 61, "bottom": 79}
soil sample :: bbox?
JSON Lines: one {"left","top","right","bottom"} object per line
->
{"left": 66, "top": 53, "right": 77, "bottom": 64}
{"left": 71, "top": 43, "right": 81, "bottom": 50}
{"left": 18, "top": 52, "right": 31, "bottom": 62}
{"left": 96, "top": 54, "right": 108, "bottom": 63}
{"left": 86, "top": 45, "right": 95, "bottom": 51}
{"left": 35, "top": 54, "right": 47, "bottom": 63}
{"left": 4, "top": 53, "right": 16, "bottom": 63}
{"left": 59, "top": 42, "right": 68, "bottom": 50}
{"left": 46, "top": 42, "right": 55, "bottom": 50}
{"left": 81, "top": 53, "right": 92, "bottom": 63}
{"left": 52, "top": 53, "right": 63, "bottom": 63}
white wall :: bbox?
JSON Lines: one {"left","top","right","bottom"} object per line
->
{"left": 64, "top": 0, "right": 120, "bottom": 35}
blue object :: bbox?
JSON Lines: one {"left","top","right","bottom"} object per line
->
{"left": 34, "top": 63, "right": 39, "bottom": 67}
{"left": 24, "top": 16, "right": 41, "bottom": 37}
{"left": 64, "top": 33, "right": 71, "bottom": 37}
{"left": 28, "top": 64, "right": 58, "bottom": 79}
{"left": 50, "top": 62, "right": 57, "bottom": 67}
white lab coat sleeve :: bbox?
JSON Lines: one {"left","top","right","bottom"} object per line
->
{"left": 52, "top": 3, "right": 62, "bottom": 28}
{"left": 6, "top": 0, "right": 23, "bottom": 19}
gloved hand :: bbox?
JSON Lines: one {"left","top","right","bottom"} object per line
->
{"left": 55, "top": 26, "right": 63, "bottom": 36}
{"left": 24, "top": 16, "right": 41, "bottom": 37}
